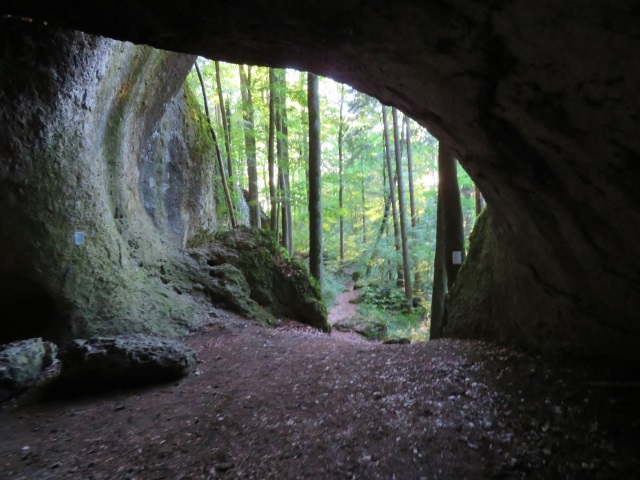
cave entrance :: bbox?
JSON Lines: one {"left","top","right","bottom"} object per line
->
{"left": 188, "top": 61, "right": 481, "bottom": 342}
{"left": 0, "top": 274, "right": 69, "bottom": 344}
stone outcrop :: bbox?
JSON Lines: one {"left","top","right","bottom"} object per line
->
{"left": 190, "top": 227, "right": 330, "bottom": 332}
{"left": 1, "top": 3, "right": 640, "bottom": 359}
{"left": 59, "top": 335, "right": 197, "bottom": 387}
{"left": 0, "top": 338, "right": 57, "bottom": 401}
{"left": 0, "top": 22, "right": 223, "bottom": 343}
{"left": 334, "top": 315, "right": 387, "bottom": 341}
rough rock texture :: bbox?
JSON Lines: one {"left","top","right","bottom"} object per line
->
{"left": 0, "top": 338, "right": 57, "bottom": 401}
{"left": 190, "top": 227, "right": 330, "bottom": 332}
{"left": 1, "top": 3, "right": 640, "bottom": 358}
{"left": 59, "top": 335, "right": 197, "bottom": 387}
{"left": 445, "top": 209, "right": 563, "bottom": 349}
{"left": 0, "top": 21, "right": 224, "bottom": 343}
{"left": 333, "top": 315, "right": 387, "bottom": 341}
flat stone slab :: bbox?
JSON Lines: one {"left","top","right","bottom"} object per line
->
{"left": 59, "top": 335, "right": 197, "bottom": 387}
{"left": 0, "top": 338, "right": 57, "bottom": 401}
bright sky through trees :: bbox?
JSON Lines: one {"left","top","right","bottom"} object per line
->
{"left": 187, "top": 59, "right": 478, "bottom": 296}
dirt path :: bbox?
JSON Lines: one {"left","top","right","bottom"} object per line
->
{"left": 328, "top": 282, "right": 359, "bottom": 326}
{"left": 1, "top": 309, "right": 638, "bottom": 479}
{"left": 327, "top": 282, "right": 368, "bottom": 345}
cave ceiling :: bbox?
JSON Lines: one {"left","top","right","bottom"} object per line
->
{"left": 2, "top": 1, "right": 640, "bottom": 358}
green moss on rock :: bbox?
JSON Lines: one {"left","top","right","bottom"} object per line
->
{"left": 191, "top": 226, "right": 330, "bottom": 331}
{"left": 333, "top": 314, "right": 387, "bottom": 340}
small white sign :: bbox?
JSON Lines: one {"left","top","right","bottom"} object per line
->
{"left": 452, "top": 250, "right": 462, "bottom": 265}
{"left": 74, "top": 231, "right": 85, "bottom": 246}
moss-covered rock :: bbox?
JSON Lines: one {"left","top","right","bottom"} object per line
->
{"left": 333, "top": 314, "right": 387, "bottom": 341}
{"left": 59, "top": 335, "right": 197, "bottom": 389}
{"left": 0, "top": 338, "right": 57, "bottom": 401}
{"left": 0, "top": 23, "right": 222, "bottom": 342}
{"left": 190, "top": 227, "right": 330, "bottom": 332}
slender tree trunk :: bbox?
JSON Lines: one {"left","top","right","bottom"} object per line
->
{"left": 430, "top": 185, "right": 447, "bottom": 339}
{"left": 338, "top": 84, "right": 345, "bottom": 263}
{"left": 239, "top": 65, "right": 260, "bottom": 227}
{"left": 194, "top": 61, "right": 236, "bottom": 228}
{"left": 369, "top": 152, "right": 392, "bottom": 280}
{"left": 307, "top": 73, "right": 323, "bottom": 285}
{"left": 361, "top": 155, "right": 367, "bottom": 244}
{"left": 382, "top": 106, "right": 402, "bottom": 285}
{"left": 404, "top": 116, "right": 417, "bottom": 228}
{"left": 404, "top": 115, "right": 421, "bottom": 292}
{"left": 430, "top": 143, "right": 465, "bottom": 338}
{"left": 214, "top": 103, "right": 223, "bottom": 130}
{"left": 268, "top": 68, "right": 278, "bottom": 233}
{"left": 392, "top": 108, "right": 413, "bottom": 311}
{"left": 442, "top": 149, "right": 465, "bottom": 290}
{"left": 274, "top": 69, "right": 293, "bottom": 255}
{"left": 214, "top": 61, "right": 233, "bottom": 180}
{"left": 365, "top": 195, "right": 391, "bottom": 278}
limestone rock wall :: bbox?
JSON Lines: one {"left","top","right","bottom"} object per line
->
{"left": 444, "top": 209, "right": 592, "bottom": 355}
{"left": 0, "top": 21, "right": 218, "bottom": 343}
{"left": 1, "top": 2, "right": 640, "bottom": 359}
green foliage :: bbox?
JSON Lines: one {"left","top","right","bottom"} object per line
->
{"left": 186, "top": 59, "right": 480, "bottom": 312}
{"left": 359, "top": 283, "right": 408, "bottom": 311}
{"left": 321, "top": 264, "right": 350, "bottom": 309}
{"left": 350, "top": 282, "right": 429, "bottom": 342}
{"left": 333, "top": 314, "right": 388, "bottom": 341}
{"left": 358, "top": 301, "right": 429, "bottom": 343}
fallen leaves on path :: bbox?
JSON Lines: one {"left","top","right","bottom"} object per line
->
{"left": 1, "top": 312, "right": 638, "bottom": 479}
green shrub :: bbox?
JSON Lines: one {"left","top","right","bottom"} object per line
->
{"left": 358, "top": 297, "right": 430, "bottom": 343}
{"left": 359, "top": 283, "right": 408, "bottom": 311}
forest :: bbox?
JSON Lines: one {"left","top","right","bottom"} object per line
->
{"left": 187, "top": 60, "right": 483, "bottom": 341}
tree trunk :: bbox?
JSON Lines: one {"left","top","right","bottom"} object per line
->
{"left": 214, "top": 61, "right": 233, "bottom": 180}
{"left": 404, "top": 115, "right": 421, "bottom": 292}
{"left": 239, "top": 65, "right": 260, "bottom": 227}
{"left": 392, "top": 108, "right": 412, "bottom": 312}
{"left": 268, "top": 68, "right": 278, "bottom": 233}
{"left": 274, "top": 69, "right": 293, "bottom": 255}
{"left": 441, "top": 147, "right": 465, "bottom": 290}
{"left": 382, "top": 106, "right": 402, "bottom": 285}
{"left": 361, "top": 155, "right": 367, "bottom": 244}
{"left": 194, "top": 61, "right": 236, "bottom": 228}
{"left": 338, "top": 84, "right": 345, "bottom": 263}
{"left": 430, "top": 182, "right": 447, "bottom": 339}
{"left": 365, "top": 195, "right": 391, "bottom": 278}
{"left": 307, "top": 73, "right": 323, "bottom": 285}
{"left": 430, "top": 143, "right": 465, "bottom": 338}
{"left": 366, "top": 151, "right": 392, "bottom": 279}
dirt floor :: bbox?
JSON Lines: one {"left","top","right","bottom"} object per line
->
{"left": 1, "top": 288, "right": 639, "bottom": 479}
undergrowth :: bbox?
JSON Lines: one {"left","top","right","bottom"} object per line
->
{"left": 358, "top": 283, "right": 430, "bottom": 342}
{"left": 322, "top": 264, "right": 350, "bottom": 309}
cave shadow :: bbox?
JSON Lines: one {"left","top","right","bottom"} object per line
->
{"left": 0, "top": 273, "right": 73, "bottom": 345}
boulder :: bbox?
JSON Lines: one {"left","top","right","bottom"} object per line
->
{"left": 0, "top": 338, "right": 58, "bottom": 401}
{"left": 190, "top": 226, "right": 330, "bottom": 332}
{"left": 334, "top": 315, "right": 387, "bottom": 341}
{"left": 59, "top": 335, "right": 197, "bottom": 388}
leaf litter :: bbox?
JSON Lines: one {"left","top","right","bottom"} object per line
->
{"left": 0, "top": 309, "right": 638, "bottom": 479}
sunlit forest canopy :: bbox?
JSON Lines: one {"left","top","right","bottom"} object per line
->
{"left": 186, "top": 60, "right": 479, "bottom": 310}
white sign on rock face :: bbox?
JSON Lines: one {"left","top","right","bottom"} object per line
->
{"left": 452, "top": 251, "right": 462, "bottom": 265}
{"left": 74, "top": 231, "right": 85, "bottom": 246}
